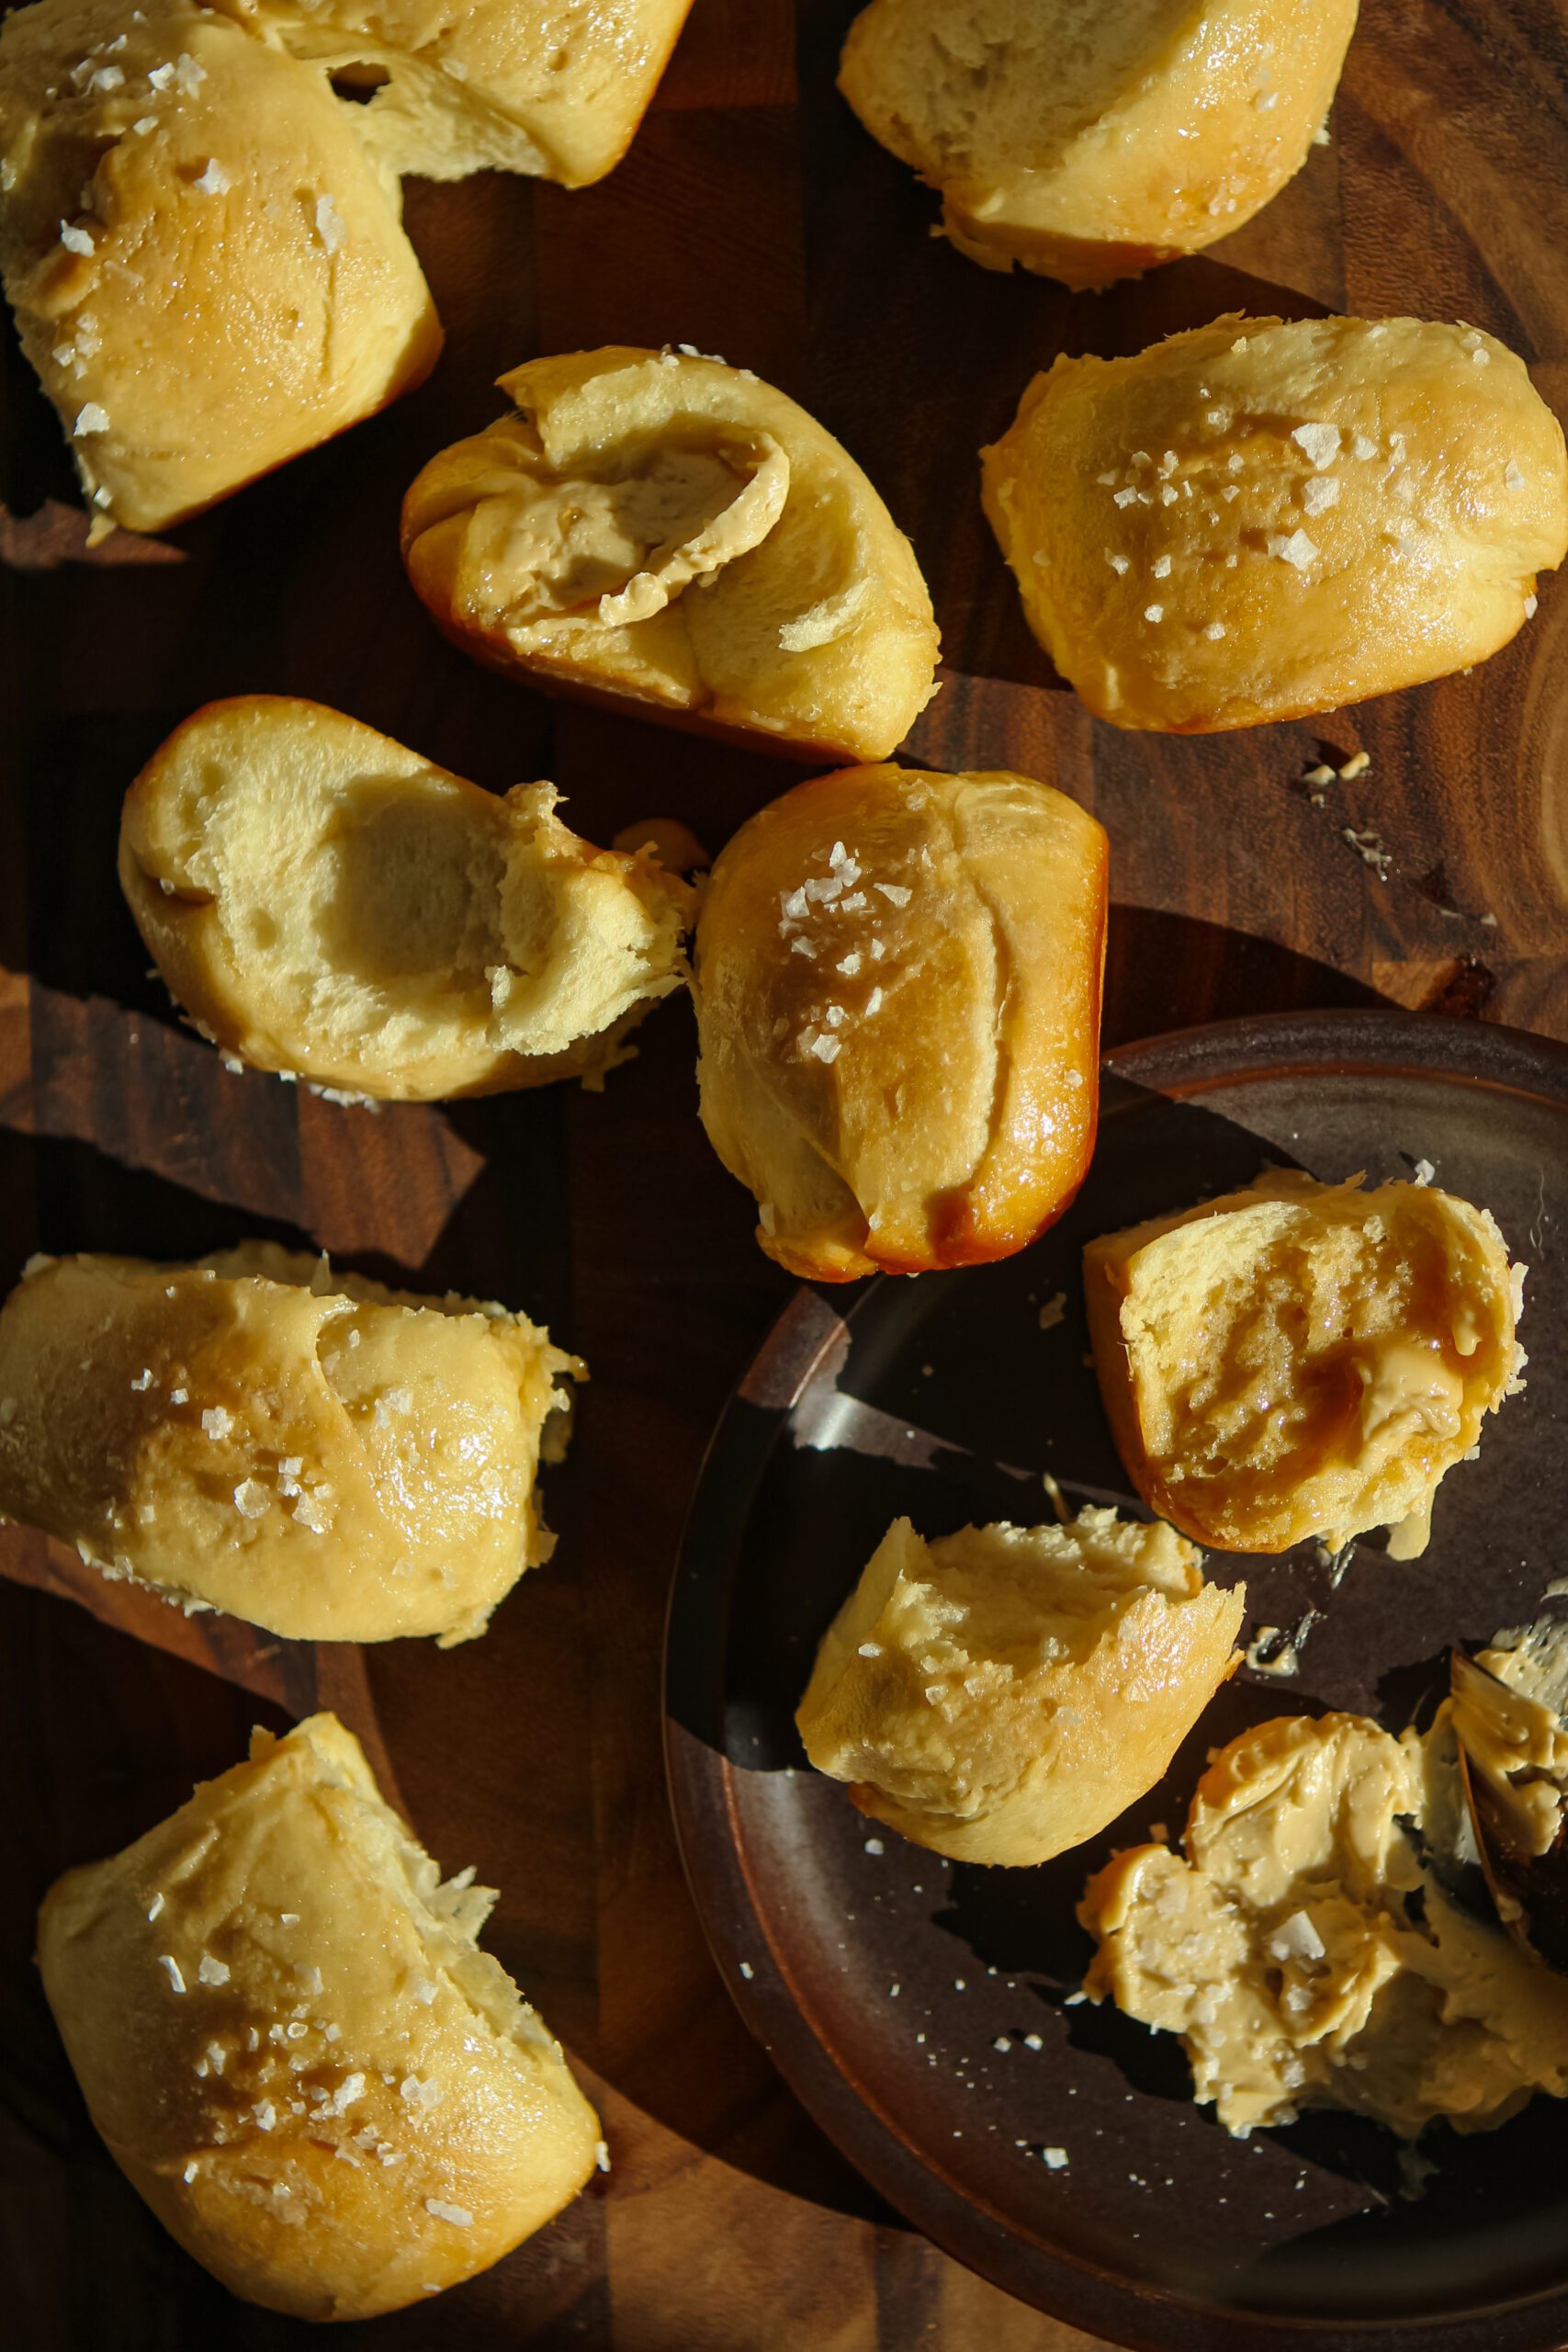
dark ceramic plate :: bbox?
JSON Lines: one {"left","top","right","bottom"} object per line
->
{"left": 664, "top": 1010, "right": 1568, "bottom": 2352}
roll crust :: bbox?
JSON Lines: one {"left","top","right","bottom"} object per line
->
{"left": 400, "top": 346, "right": 941, "bottom": 765}
{"left": 1083, "top": 1172, "right": 1527, "bottom": 1556}
{"left": 119, "top": 695, "right": 697, "bottom": 1102}
{"left": 982, "top": 313, "right": 1568, "bottom": 731}
{"left": 0, "top": 1245, "right": 581, "bottom": 1643}
{"left": 692, "top": 762, "right": 1106, "bottom": 1280}
{"left": 38, "top": 1713, "right": 602, "bottom": 2319}
{"left": 796, "top": 1511, "right": 1245, "bottom": 1866}
{"left": 0, "top": 0, "right": 442, "bottom": 534}
{"left": 839, "top": 0, "right": 1358, "bottom": 288}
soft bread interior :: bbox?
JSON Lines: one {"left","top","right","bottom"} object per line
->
{"left": 841, "top": 0, "right": 1182, "bottom": 180}
{"left": 119, "top": 697, "right": 694, "bottom": 1100}
{"left": 1087, "top": 1173, "right": 1526, "bottom": 1554}
{"left": 216, "top": 0, "right": 691, "bottom": 187}
{"left": 262, "top": 1715, "right": 569, "bottom": 2071}
{"left": 796, "top": 1510, "right": 1244, "bottom": 1863}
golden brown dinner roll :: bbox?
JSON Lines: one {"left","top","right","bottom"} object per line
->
{"left": 840, "top": 0, "right": 1358, "bottom": 288}
{"left": 797, "top": 1510, "right": 1244, "bottom": 1866}
{"left": 119, "top": 696, "right": 697, "bottom": 1102}
{"left": 0, "top": 1245, "right": 580, "bottom": 1643}
{"left": 38, "top": 1713, "right": 603, "bottom": 2318}
{"left": 401, "top": 346, "right": 941, "bottom": 764}
{"left": 217, "top": 0, "right": 692, "bottom": 187}
{"left": 692, "top": 762, "right": 1106, "bottom": 1279}
{"left": 982, "top": 313, "right": 1568, "bottom": 731}
{"left": 0, "top": 0, "right": 441, "bottom": 534}
{"left": 1079, "top": 1711, "right": 1568, "bottom": 2138}
{"left": 1084, "top": 1171, "right": 1526, "bottom": 1558}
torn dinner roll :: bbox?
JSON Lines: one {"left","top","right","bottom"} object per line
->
{"left": 401, "top": 345, "right": 941, "bottom": 764}
{"left": 797, "top": 1510, "right": 1244, "bottom": 1866}
{"left": 0, "top": 1244, "right": 581, "bottom": 1643}
{"left": 982, "top": 313, "right": 1568, "bottom": 730}
{"left": 214, "top": 0, "right": 693, "bottom": 187}
{"left": 1084, "top": 1171, "right": 1526, "bottom": 1557}
{"left": 119, "top": 696, "right": 696, "bottom": 1102}
{"left": 38, "top": 1713, "right": 602, "bottom": 2319}
{"left": 839, "top": 0, "right": 1359, "bottom": 288}
{"left": 0, "top": 0, "right": 441, "bottom": 533}
{"left": 691, "top": 761, "right": 1107, "bottom": 1279}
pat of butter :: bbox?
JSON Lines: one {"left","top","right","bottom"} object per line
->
{"left": 1359, "top": 1341, "right": 1464, "bottom": 1444}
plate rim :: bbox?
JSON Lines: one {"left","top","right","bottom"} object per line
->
{"left": 662, "top": 1007, "right": 1568, "bottom": 2352}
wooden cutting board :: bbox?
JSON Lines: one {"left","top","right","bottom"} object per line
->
{"left": 3, "top": 1, "right": 1566, "bottom": 2344}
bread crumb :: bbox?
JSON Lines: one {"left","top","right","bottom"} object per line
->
{"left": 1343, "top": 825, "right": 1393, "bottom": 880}
{"left": 1038, "top": 1292, "right": 1066, "bottom": 1330}
{"left": 1337, "top": 751, "right": 1371, "bottom": 780}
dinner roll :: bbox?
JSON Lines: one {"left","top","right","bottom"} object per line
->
{"left": 119, "top": 696, "right": 697, "bottom": 1102}
{"left": 982, "top": 313, "right": 1568, "bottom": 731}
{"left": 796, "top": 1510, "right": 1244, "bottom": 1866}
{"left": 1079, "top": 1711, "right": 1568, "bottom": 2139}
{"left": 693, "top": 762, "right": 1106, "bottom": 1278}
{"left": 0, "top": 0, "right": 441, "bottom": 534}
{"left": 0, "top": 1244, "right": 581, "bottom": 1643}
{"left": 840, "top": 0, "right": 1358, "bottom": 288}
{"left": 38, "top": 1713, "right": 602, "bottom": 2318}
{"left": 401, "top": 346, "right": 940, "bottom": 764}
{"left": 216, "top": 0, "right": 692, "bottom": 187}
{"left": 1084, "top": 1171, "right": 1526, "bottom": 1558}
